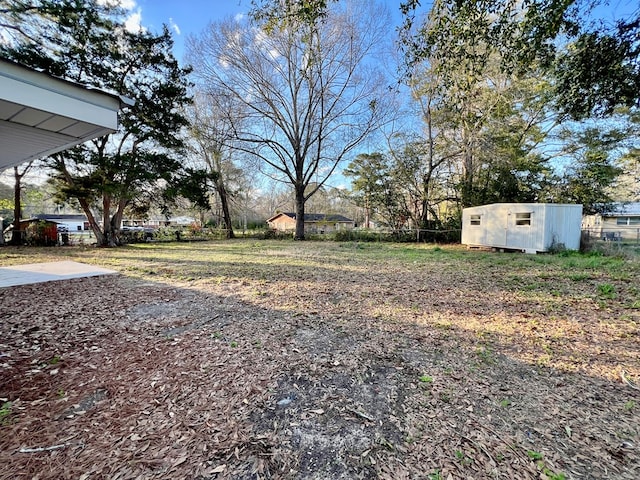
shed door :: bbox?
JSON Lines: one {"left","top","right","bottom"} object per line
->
{"left": 506, "top": 211, "right": 533, "bottom": 249}
{"left": 484, "top": 209, "right": 508, "bottom": 247}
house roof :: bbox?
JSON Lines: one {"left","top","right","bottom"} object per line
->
{"left": 34, "top": 214, "right": 87, "bottom": 222}
{"left": 603, "top": 202, "right": 640, "bottom": 216}
{"left": 267, "top": 212, "right": 354, "bottom": 223}
{"left": 0, "top": 58, "right": 134, "bottom": 171}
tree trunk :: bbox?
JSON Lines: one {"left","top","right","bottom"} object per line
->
{"left": 364, "top": 194, "right": 371, "bottom": 229}
{"left": 10, "top": 167, "right": 23, "bottom": 246}
{"left": 77, "top": 197, "right": 106, "bottom": 246}
{"left": 216, "top": 179, "right": 235, "bottom": 239}
{"left": 101, "top": 196, "right": 115, "bottom": 246}
{"left": 294, "top": 186, "right": 305, "bottom": 240}
{"left": 460, "top": 107, "right": 476, "bottom": 208}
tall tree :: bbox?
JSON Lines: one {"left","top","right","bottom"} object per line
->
{"left": 344, "top": 152, "right": 409, "bottom": 231}
{"left": 2, "top": 0, "right": 192, "bottom": 246}
{"left": 188, "top": 0, "right": 393, "bottom": 239}
{"left": 187, "top": 91, "right": 247, "bottom": 238}
{"left": 344, "top": 153, "right": 389, "bottom": 229}
{"left": 400, "top": 0, "right": 640, "bottom": 119}
{"left": 8, "top": 162, "right": 34, "bottom": 245}
{"left": 556, "top": 127, "right": 624, "bottom": 213}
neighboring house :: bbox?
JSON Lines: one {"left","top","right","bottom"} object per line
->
{"left": 267, "top": 212, "right": 355, "bottom": 234}
{"left": 582, "top": 202, "right": 640, "bottom": 242}
{"left": 123, "top": 216, "right": 196, "bottom": 228}
{"left": 34, "top": 214, "right": 89, "bottom": 233}
{"left": 462, "top": 203, "right": 583, "bottom": 253}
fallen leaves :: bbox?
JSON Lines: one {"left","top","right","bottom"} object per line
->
{"left": 0, "top": 241, "right": 639, "bottom": 479}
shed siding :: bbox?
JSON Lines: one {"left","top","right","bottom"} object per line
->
{"left": 462, "top": 203, "right": 582, "bottom": 253}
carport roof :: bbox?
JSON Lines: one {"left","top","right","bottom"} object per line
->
{"left": 0, "top": 58, "right": 133, "bottom": 171}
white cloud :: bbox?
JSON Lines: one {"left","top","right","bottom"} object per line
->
{"left": 124, "top": 9, "right": 144, "bottom": 32}
{"left": 169, "top": 18, "right": 181, "bottom": 35}
{"left": 98, "top": 0, "right": 137, "bottom": 10}
{"left": 97, "top": 0, "right": 142, "bottom": 32}
{"left": 234, "top": 13, "right": 245, "bottom": 23}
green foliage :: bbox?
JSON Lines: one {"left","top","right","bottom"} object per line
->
{"left": 555, "top": 127, "right": 623, "bottom": 214}
{"left": 400, "top": 0, "right": 640, "bottom": 118}
{"left": 555, "top": 28, "right": 640, "bottom": 119}
{"left": 48, "top": 355, "right": 61, "bottom": 365}
{"left": 2, "top": 0, "right": 192, "bottom": 247}
{"left": 344, "top": 152, "right": 400, "bottom": 229}
{"left": 250, "top": 0, "right": 336, "bottom": 29}
{"left": 527, "top": 450, "right": 544, "bottom": 461}
{"left": 0, "top": 402, "right": 12, "bottom": 424}
{"left": 527, "top": 450, "right": 567, "bottom": 479}
{"left": 597, "top": 283, "right": 616, "bottom": 299}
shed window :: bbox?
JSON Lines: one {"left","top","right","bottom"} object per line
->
{"left": 515, "top": 212, "right": 531, "bottom": 226}
{"left": 470, "top": 214, "right": 481, "bottom": 226}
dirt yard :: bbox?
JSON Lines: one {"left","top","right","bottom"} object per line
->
{"left": 0, "top": 240, "right": 639, "bottom": 479}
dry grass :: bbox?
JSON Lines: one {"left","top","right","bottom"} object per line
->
{"left": 0, "top": 240, "right": 639, "bottom": 479}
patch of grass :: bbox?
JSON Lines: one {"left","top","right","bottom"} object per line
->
{"left": 527, "top": 450, "right": 543, "bottom": 461}
{"left": 624, "top": 400, "right": 636, "bottom": 411}
{"left": 527, "top": 450, "right": 566, "bottom": 480}
{"left": 230, "top": 341, "right": 238, "bottom": 348}
{"left": 438, "top": 391, "right": 451, "bottom": 403}
{"left": 567, "top": 273, "right": 591, "bottom": 281}
{"left": 454, "top": 449, "right": 473, "bottom": 466}
{"left": 434, "top": 321, "right": 453, "bottom": 331}
{"left": 500, "top": 398, "right": 511, "bottom": 408}
{"left": 419, "top": 375, "right": 433, "bottom": 384}
{"left": 475, "top": 346, "right": 495, "bottom": 365}
{"left": 0, "top": 401, "right": 12, "bottom": 424}
{"left": 48, "top": 355, "right": 62, "bottom": 365}
{"left": 597, "top": 283, "right": 616, "bottom": 299}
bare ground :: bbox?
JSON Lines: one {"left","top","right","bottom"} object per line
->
{"left": 0, "top": 241, "right": 639, "bottom": 479}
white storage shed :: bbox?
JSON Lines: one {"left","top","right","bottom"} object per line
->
{"left": 461, "top": 203, "right": 583, "bottom": 254}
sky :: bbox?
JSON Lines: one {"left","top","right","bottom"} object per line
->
{"left": 114, "top": 0, "right": 406, "bottom": 62}
{"left": 134, "top": 0, "right": 249, "bottom": 60}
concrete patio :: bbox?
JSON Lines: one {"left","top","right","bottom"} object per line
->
{"left": 0, "top": 261, "right": 117, "bottom": 288}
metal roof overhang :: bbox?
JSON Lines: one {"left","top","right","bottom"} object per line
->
{"left": 0, "top": 58, "right": 133, "bottom": 172}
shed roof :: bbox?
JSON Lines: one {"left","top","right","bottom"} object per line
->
{"left": 0, "top": 58, "right": 133, "bottom": 171}
{"left": 34, "top": 214, "right": 87, "bottom": 222}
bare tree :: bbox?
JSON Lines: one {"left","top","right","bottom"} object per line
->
{"left": 188, "top": 91, "right": 248, "bottom": 238}
{"left": 187, "top": 0, "right": 393, "bottom": 239}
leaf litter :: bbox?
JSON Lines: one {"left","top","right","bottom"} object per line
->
{"left": 0, "top": 241, "right": 639, "bottom": 479}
